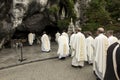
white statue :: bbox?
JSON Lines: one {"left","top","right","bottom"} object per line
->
{"left": 60, "top": 8, "right": 66, "bottom": 20}
{"left": 74, "top": 0, "right": 80, "bottom": 18}
{"left": 75, "top": 20, "right": 80, "bottom": 28}
{"left": 68, "top": 18, "right": 75, "bottom": 34}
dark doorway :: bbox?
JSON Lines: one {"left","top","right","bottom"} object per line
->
{"left": 12, "top": 29, "right": 30, "bottom": 39}
{"left": 43, "top": 25, "right": 60, "bottom": 41}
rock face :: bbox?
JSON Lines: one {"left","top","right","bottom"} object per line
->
{"left": 0, "top": 0, "right": 59, "bottom": 48}
{"left": 0, "top": 0, "right": 13, "bottom": 48}
{"left": 0, "top": 0, "right": 89, "bottom": 48}
{"left": 23, "top": 13, "right": 49, "bottom": 32}
{"left": 13, "top": 0, "right": 54, "bottom": 32}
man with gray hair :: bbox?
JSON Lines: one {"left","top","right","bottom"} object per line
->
{"left": 106, "top": 30, "right": 118, "bottom": 46}
{"left": 93, "top": 27, "right": 109, "bottom": 80}
{"left": 85, "top": 31, "right": 94, "bottom": 64}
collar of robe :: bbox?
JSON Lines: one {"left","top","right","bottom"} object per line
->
{"left": 118, "top": 40, "right": 120, "bottom": 44}
{"left": 99, "top": 33, "right": 104, "bottom": 36}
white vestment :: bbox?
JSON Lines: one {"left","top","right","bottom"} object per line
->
{"left": 41, "top": 34, "right": 51, "bottom": 52}
{"left": 70, "top": 33, "right": 76, "bottom": 57}
{"left": 72, "top": 32, "right": 87, "bottom": 67}
{"left": 86, "top": 36, "right": 94, "bottom": 64}
{"left": 28, "top": 33, "right": 34, "bottom": 45}
{"left": 108, "top": 36, "right": 118, "bottom": 46}
{"left": 57, "top": 34, "right": 69, "bottom": 58}
{"left": 94, "top": 34, "right": 109, "bottom": 79}
{"left": 55, "top": 32, "right": 60, "bottom": 42}
{"left": 62, "top": 32, "right": 69, "bottom": 43}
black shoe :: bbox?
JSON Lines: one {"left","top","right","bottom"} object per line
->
{"left": 47, "top": 51, "right": 50, "bottom": 53}
{"left": 89, "top": 63, "right": 93, "bottom": 65}
{"left": 59, "top": 57, "right": 66, "bottom": 60}
{"left": 69, "top": 54, "right": 71, "bottom": 57}
{"left": 78, "top": 66, "right": 83, "bottom": 68}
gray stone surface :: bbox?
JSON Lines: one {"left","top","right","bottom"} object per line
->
{"left": 0, "top": 42, "right": 57, "bottom": 69}
{"left": 0, "top": 42, "right": 96, "bottom": 80}
{"left": 0, "top": 58, "right": 96, "bottom": 80}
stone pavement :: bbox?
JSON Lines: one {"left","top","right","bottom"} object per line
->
{"left": 0, "top": 42, "right": 58, "bottom": 70}
{"left": 0, "top": 42, "right": 96, "bottom": 80}
{"left": 0, "top": 58, "right": 96, "bottom": 80}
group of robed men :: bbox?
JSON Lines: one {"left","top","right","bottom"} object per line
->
{"left": 28, "top": 28, "right": 120, "bottom": 80}
{"left": 55, "top": 27, "right": 120, "bottom": 80}
{"left": 28, "top": 32, "right": 51, "bottom": 52}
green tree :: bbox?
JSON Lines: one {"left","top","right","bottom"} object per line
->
{"left": 105, "top": 0, "right": 120, "bottom": 22}
{"left": 85, "top": 0, "right": 111, "bottom": 31}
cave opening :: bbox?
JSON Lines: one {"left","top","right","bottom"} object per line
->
{"left": 42, "top": 25, "right": 60, "bottom": 42}
{"left": 10, "top": 24, "right": 60, "bottom": 46}
{"left": 12, "top": 30, "right": 30, "bottom": 39}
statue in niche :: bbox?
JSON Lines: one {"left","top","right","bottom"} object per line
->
{"left": 74, "top": 0, "right": 80, "bottom": 18}
{"left": 60, "top": 8, "right": 65, "bottom": 20}
{"left": 75, "top": 20, "right": 80, "bottom": 28}
{"left": 59, "top": 0, "right": 68, "bottom": 19}
{"left": 68, "top": 18, "right": 75, "bottom": 36}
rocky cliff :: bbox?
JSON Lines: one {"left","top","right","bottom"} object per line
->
{"left": 0, "top": 0, "right": 87, "bottom": 48}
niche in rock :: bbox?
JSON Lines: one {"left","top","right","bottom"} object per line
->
{"left": 43, "top": 25, "right": 60, "bottom": 41}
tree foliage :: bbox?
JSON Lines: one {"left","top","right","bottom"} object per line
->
{"left": 86, "top": 0, "right": 110, "bottom": 25}
{"left": 85, "top": 0, "right": 120, "bottom": 31}
{"left": 105, "top": 0, "right": 120, "bottom": 22}
{"left": 65, "top": 0, "right": 76, "bottom": 20}
{"left": 57, "top": 19, "right": 70, "bottom": 30}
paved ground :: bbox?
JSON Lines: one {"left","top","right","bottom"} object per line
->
{"left": 0, "top": 58, "right": 96, "bottom": 80}
{"left": 0, "top": 42, "right": 96, "bottom": 80}
{"left": 0, "top": 42, "right": 57, "bottom": 69}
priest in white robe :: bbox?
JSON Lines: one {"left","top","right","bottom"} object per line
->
{"left": 72, "top": 28, "right": 87, "bottom": 68}
{"left": 93, "top": 27, "right": 109, "bottom": 80}
{"left": 28, "top": 33, "right": 34, "bottom": 45}
{"left": 62, "top": 30, "right": 69, "bottom": 43}
{"left": 85, "top": 31, "right": 94, "bottom": 64}
{"left": 41, "top": 31, "right": 51, "bottom": 52}
{"left": 70, "top": 32, "right": 76, "bottom": 57}
{"left": 106, "top": 30, "right": 118, "bottom": 46}
{"left": 55, "top": 31, "right": 60, "bottom": 42}
{"left": 57, "top": 32, "right": 69, "bottom": 59}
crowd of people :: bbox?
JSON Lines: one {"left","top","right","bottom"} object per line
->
{"left": 55, "top": 27, "right": 120, "bottom": 80}
{"left": 27, "top": 27, "right": 120, "bottom": 80}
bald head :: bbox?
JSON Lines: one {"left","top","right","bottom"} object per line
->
{"left": 97, "top": 27, "right": 105, "bottom": 33}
